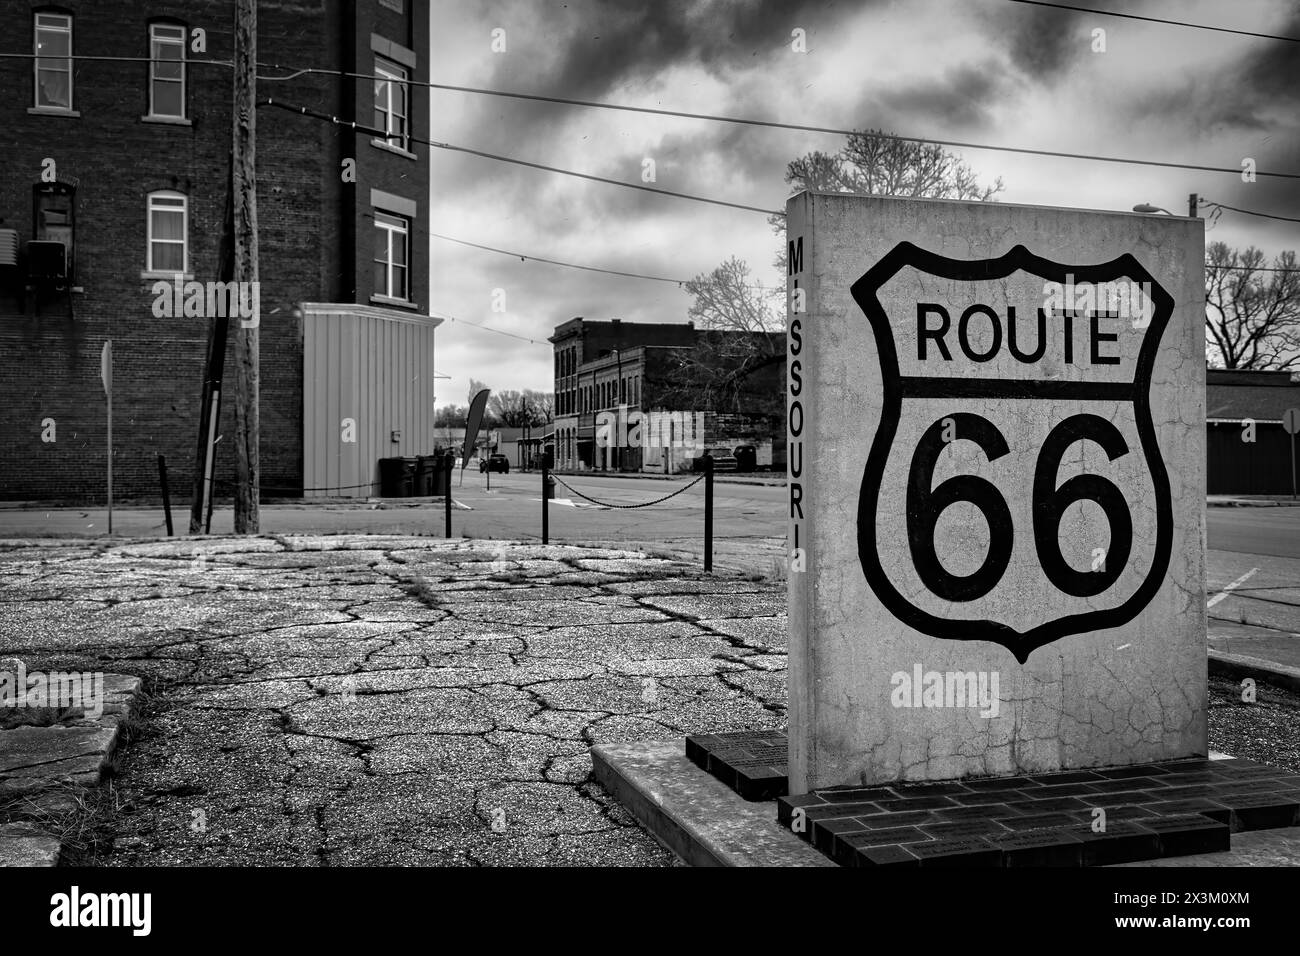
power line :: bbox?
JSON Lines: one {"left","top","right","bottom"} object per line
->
{"left": 1203, "top": 200, "right": 1300, "bottom": 224}
{"left": 256, "top": 62, "right": 1300, "bottom": 181}
{"left": 423, "top": 83, "right": 1300, "bottom": 182}
{"left": 433, "top": 232, "right": 680, "bottom": 283}
{"left": 434, "top": 142, "right": 781, "bottom": 215}
{"left": 261, "top": 97, "right": 388, "bottom": 137}
{"left": 1206, "top": 264, "right": 1299, "bottom": 275}
{"left": 1002, "top": 0, "right": 1300, "bottom": 43}
{"left": 436, "top": 312, "right": 551, "bottom": 347}
{"left": 8, "top": 51, "right": 1297, "bottom": 181}
{"left": 260, "top": 95, "right": 782, "bottom": 215}
{"left": 430, "top": 232, "right": 782, "bottom": 290}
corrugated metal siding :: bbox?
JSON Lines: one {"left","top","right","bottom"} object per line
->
{"left": 302, "top": 306, "right": 439, "bottom": 497}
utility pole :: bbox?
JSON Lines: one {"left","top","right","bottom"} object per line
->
{"left": 232, "top": 0, "right": 260, "bottom": 532}
{"left": 189, "top": 156, "right": 234, "bottom": 534}
{"left": 1188, "top": 193, "right": 1199, "bottom": 217}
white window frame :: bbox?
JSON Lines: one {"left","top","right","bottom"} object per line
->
{"left": 34, "top": 12, "right": 73, "bottom": 111}
{"left": 373, "top": 210, "right": 409, "bottom": 301}
{"left": 374, "top": 58, "right": 409, "bottom": 150}
{"left": 149, "top": 23, "right": 187, "bottom": 119}
{"left": 146, "top": 190, "right": 188, "bottom": 275}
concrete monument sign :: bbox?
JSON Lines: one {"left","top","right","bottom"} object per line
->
{"left": 786, "top": 192, "right": 1205, "bottom": 793}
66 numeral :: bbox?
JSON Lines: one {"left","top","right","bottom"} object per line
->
{"left": 906, "top": 412, "right": 1133, "bottom": 601}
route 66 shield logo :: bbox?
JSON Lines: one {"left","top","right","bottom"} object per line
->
{"left": 851, "top": 242, "right": 1174, "bottom": 664}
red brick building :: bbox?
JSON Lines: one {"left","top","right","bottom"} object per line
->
{"left": 549, "top": 317, "right": 784, "bottom": 472}
{"left": 0, "top": 0, "right": 433, "bottom": 502}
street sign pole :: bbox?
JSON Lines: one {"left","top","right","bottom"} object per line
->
{"left": 1283, "top": 408, "right": 1300, "bottom": 500}
{"left": 101, "top": 340, "right": 112, "bottom": 534}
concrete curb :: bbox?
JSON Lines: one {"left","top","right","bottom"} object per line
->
{"left": 591, "top": 740, "right": 834, "bottom": 867}
{"left": 1207, "top": 499, "right": 1300, "bottom": 508}
{"left": 1208, "top": 649, "right": 1300, "bottom": 694}
{"left": 0, "top": 670, "right": 143, "bottom": 867}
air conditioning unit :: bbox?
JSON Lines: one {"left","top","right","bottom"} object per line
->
{"left": 0, "top": 229, "right": 17, "bottom": 267}
{"left": 26, "top": 240, "right": 66, "bottom": 282}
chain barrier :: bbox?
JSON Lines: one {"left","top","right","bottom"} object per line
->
{"left": 550, "top": 473, "right": 705, "bottom": 509}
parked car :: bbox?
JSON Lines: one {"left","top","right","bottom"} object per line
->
{"left": 480, "top": 454, "right": 510, "bottom": 474}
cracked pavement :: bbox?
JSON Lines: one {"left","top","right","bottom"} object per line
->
{"left": 0, "top": 535, "right": 787, "bottom": 866}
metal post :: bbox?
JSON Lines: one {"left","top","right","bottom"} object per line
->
{"left": 158, "top": 454, "right": 174, "bottom": 537}
{"left": 1188, "top": 193, "right": 1199, "bottom": 218}
{"left": 104, "top": 342, "right": 112, "bottom": 535}
{"left": 1291, "top": 432, "right": 1296, "bottom": 501}
{"left": 704, "top": 452, "right": 713, "bottom": 572}
{"left": 444, "top": 452, "right": 454, "bottom": 537}
{"left": 542, "top": 450, "right": 551, "bottom": 545}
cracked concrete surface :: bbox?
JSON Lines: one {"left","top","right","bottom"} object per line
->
{"left": 0, "top": 535, "right": 787, "bottom": 866}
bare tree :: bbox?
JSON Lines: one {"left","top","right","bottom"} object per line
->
{"left": 770, "top": 129, "right": 1004, "bottom": 271}
{"left": 488, "top": 389, "right": 554, "bottom": 427}
{"left": 658, "top": 258, "right": 785, "bottom": 425}
{"left": 677, "top": 131, "right": 1005, "bottom": 428}
{"left": 433, "top": 404, "right": 468, "bottom": 427}
{"left": 1205, "top": 242, "right": 1300, "bottom": 370}
{"left": 685, "top": 256, "right": 783, "bottom": 337}
{"left": 523, "top": 389, "right": 554, "bottom": 424}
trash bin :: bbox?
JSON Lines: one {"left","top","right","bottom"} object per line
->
{"left": 415, "top": 455, "right": 439, "bottom": 496}
{"left": 426, "top": 457, "right": 452, "bottom": 502}
{"left": 733, "top": 444, "right": 757, "bottom": 473}
{"left": 378, "top": 457, "right": 416, "bottom": 497}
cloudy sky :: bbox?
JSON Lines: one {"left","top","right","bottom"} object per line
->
{"left": 428, "top": 0, "right": 1300, "bottom": 408}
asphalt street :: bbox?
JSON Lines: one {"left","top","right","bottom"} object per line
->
{"left": 2, "top": 473, "right": 1298, "bottom": 668}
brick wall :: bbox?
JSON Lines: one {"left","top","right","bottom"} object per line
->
{"left": 0, "top": 0, "right": 430, "bottom": 503}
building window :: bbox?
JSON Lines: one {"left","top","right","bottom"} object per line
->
{"left": 149, "top": 23, "right": 186, "bottom": 118}
{"left": 373, "top": 210, "right": 409, "bottom": 300}
{"left": 34, "top": 12, "right": 73, "bottom": 110}
{"left": 147, "top": 191, "right": 187, "bottom": 273}
{"left": 374, "top": 58, "right": 409, "bottom": 150}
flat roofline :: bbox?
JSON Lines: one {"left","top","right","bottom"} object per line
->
{"left": 303, "top": 303, "right": 444, "bottom": 327}
{"left": 790, "top": 190, "right": 1204, "bottom": 221}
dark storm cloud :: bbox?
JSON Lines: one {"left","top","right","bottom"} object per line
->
{"left": 468, "top": 0, "right": 872, "bottom": 150}
{"left": 1125, "top": 81, "right": 1275, "bottom": 135}
{"left": 874, "top": 60, "right": 1015, "bottom": 129}
{"left": 977, "top": 0, "right": 1087, "bottom": 82}
{"left": 534, "top": 0, "right": 864, "bottom": 98}
{"left": 1237, "top": 7, "right": 1300, "bottom": 107}
{"left": 1119, "top": 8, "right": 1299, "bottom": 159}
